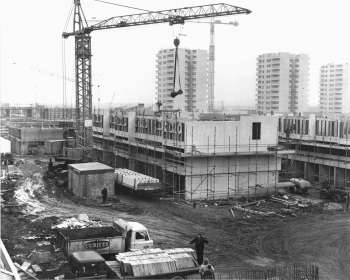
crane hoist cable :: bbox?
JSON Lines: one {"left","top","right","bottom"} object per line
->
{"left": 171, "top": 37, "right": 183, "bottom": 98}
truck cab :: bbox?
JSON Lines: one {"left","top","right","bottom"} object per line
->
{"left": 113, "top": 219, "right": 153, "bottom": 251}
{"left": 69, "top": 250, "right": 108, "bottom": 278}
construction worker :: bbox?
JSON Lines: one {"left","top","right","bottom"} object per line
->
{"left": 101, "top": 188, "right": 107, "bottom": 204}
{"left": 199, "top": 258, "right": 215, "bottom": 279}
{"left": 190, "top": 233, "right": 208, "bottom": 265}
{"left": 48, "top": 158, "right": 53, "bottom": 172}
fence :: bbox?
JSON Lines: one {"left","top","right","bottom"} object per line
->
{"left": 215, "top": 264, "right": 319, "bottom": 280}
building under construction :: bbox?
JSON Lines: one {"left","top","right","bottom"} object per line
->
{"left": 1, "top": 104, "right": 75, "bottom": 155}
{"left": 279, "top": 114, "right": 350, "bottom": 191}
{"left": 92, "top": 105, "right": 286, "bottom": 200}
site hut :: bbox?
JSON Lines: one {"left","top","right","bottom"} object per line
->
{"left": 68, "top": 162, "right": 114, "bottom": 199}
{"left": 92, "top": 106, "right": 285, "bottom": 200}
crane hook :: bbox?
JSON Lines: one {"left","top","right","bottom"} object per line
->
{"left": 171, "top": 37, "right": 183, "bottom": 98}
{"left": 173, "top": 37, "right": 180, "bottom": 47}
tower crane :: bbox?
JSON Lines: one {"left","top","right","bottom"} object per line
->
{"left": 190, "top": 20, "right": 239, "bottom": 112}
{"left": 63, "top": 0, "right": 251, "bottom": 149}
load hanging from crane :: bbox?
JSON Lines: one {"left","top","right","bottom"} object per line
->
{"left": 170, "top": 37, "right": 183, "bottom": 98}
{"left": 62, "top": 0, "right": 251, "bottom": 149}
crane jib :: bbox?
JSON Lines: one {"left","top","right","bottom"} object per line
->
{"left": 63, "top": 1, "right": 251, "bottom": 149}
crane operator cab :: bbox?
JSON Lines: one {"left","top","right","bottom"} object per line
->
{"left": 113, "top": 218, "right": 153, "bottom": 251}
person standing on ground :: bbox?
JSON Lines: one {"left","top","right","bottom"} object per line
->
{"left": 101, "top": 187, "right": 107, "bottom": 204}
{"left": 199, "top": 258, "right": 215, "bottom": 279}
{"left": 189, "top": 233, "right": 208, "bottom": 265}
{"left": 48, "top": 157, "right": 53, "bottom": 172}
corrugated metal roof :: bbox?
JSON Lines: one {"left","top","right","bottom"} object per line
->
{"left": 69, "top": 162, "right": 114, "bottom": 172}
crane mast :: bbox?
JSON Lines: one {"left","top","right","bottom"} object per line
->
{"left": 208, "top": 22, "right": 215, "bottom": 112}
{"left": 63, "top": 1, "right": 251, "bottom": 149}
{"left": 72, "top": 0, "right": 92, "bottom": 147}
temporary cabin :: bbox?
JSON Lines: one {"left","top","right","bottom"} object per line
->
{"left": 68, "top": 162, "right": 114, "bottom": 199}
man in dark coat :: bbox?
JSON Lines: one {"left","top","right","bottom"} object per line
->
{"left": 190, "top": 233, "right": 208, "bottom": 265}
{"left": 101, "top": 188, "right": 107, "bottom": 204}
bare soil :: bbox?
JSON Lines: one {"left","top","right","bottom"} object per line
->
{"left": 2, "top": 157, "right": 350, "bottom": 280}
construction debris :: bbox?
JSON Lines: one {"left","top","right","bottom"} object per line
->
{"left": 241, "top": 200, "right": 266, "bottom": 207}
{"left": 14, "top": 262, "right": 40, "bottom": 280}
{"left": 270, "top": 195, "right": 298, "bottom": 207}
{"left": 31, "top": 250, "right": 51, "bottom": 264}
{"left": 31, "top": 264, "right": 43, "bottom": 273}
{"left": 232, "top": 205, "right": 275, "bottom": 217}
{"left": 323, "top": 202, "right": 343, "bottom": 211}
{"left": 21, "top": 261, "right": 32, "bottom": 271}
{"left": 229, "top": 192, "right": 325, "bottom": 220}
{"left": 51, "top": 215, "right": 102, "bottom": 229}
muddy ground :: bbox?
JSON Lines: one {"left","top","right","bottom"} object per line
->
{"left": 2, "top": 157, "right": 350, "bottom": 279}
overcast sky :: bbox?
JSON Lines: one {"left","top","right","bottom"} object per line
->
{"left": 1, "top": 0, "right": 350, "bottom": 108}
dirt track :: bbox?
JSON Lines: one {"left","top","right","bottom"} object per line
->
{"left": 3, "top": 158, "right": 350, "bottom": 279}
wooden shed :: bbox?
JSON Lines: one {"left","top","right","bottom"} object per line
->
{"left": 68, "top": 162, "right": 114, "bottom": 199}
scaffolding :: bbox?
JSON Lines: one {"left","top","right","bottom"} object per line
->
{"left": 92, "top": 109, "right": 285, "bottom": 201}
{"left": 278, "top": 116, "right": 350, "bottom": 192}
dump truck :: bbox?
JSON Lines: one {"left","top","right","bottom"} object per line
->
{"left": 68, "top": 248, "right": 199, "bottom": 279}
{"left": 55, "top": 218, "right": 153, "bottom": 256}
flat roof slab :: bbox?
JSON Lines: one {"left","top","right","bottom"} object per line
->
{"left": 69, "top": 162, "right": 114, "bottom": 174}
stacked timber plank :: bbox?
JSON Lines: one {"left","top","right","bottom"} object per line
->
{"left": 165, "top": 248, "right": 197, "bottom": 270}
{"left": 232, "top": 205, "right": 275, "bottom": 217}
{"left": 270, "top": 195, "right": 298, "bottom": 207}
{"left": 116, "top": 248, "right": 196, "bottom": 277}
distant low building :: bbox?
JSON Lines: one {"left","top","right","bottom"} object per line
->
{"left": 8, "top": 122, "right": 64, "bottom": 155}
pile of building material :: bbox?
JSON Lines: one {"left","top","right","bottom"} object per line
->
{"left": 115, "top": 169, "right": 160, "bottom": 191}
{"left": 270, "top": 195, "right": 298, "bottom": 207}
{"left": 231, "top": 193, "right": 322, "bottom": 219}
{"left": 165, "top": 248, "right": 197, "bottom": 270}
{"left": 116, "top": 248, "right": 197, "bottom": 277}
{"left": 51, "top": 214, "right": 102, "bottom": 229}
{"left": 232, "top": 204, "right": 275, "bottom": 217}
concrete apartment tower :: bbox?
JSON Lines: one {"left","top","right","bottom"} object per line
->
{"left": 155, "top": 48, "right": 208, "bottom": 113}
{"left": 256, "top": 53, "right": 309, "bottom": 114}
{"left": 319, "top": 63, "right": 350, "bottom": 114}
